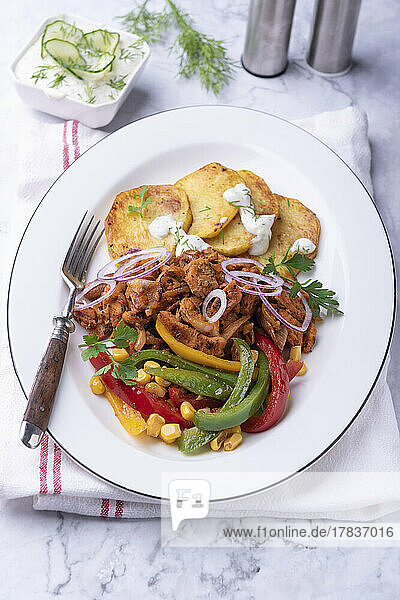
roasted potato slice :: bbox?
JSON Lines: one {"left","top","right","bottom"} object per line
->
{"left": 175, "top": 163, "right": 241, "bottom": 239}
{"left": 207, "top": 214, "right": 252, "bottom": 256}
{"left": 105, "top": 185, "right": 192, "bottom": 259}
{"left": 258, "top": 194, "right": 320, "bottom": 274}
{"left": 207, "top": 169, "right": 280, "bottom": 256}
{"left": 237, "top": 170, "right": 280, "bottom": 218}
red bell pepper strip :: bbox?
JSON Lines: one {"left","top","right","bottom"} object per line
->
{"left": 168, "top": 386, "right": 222, "bottom": 410}
{"left": 241, "top": 334, "right": 289, "bottom": 433}
{"left": 90, "top": 353, "right": 189, "bottom": 428}
{"left": 286, "top": 359, "right": 303, "bottom": 381}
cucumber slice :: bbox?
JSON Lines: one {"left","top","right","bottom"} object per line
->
{"left": 44, "top": 39, "right": 86, "bottom": 79}
{"left": 41, "top": 20, "right": 85, "bottom": 58}
{"left": 84, "top": 29, "right": 120, "bottom": 55}
{"left": 71, "top": 52, "right": 116, "bottom": 80}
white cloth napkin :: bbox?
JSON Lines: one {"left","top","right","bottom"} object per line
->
{"left": 1, "top": 106, "right": 399, "bottom": 520}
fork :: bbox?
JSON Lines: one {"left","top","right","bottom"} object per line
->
{"left": 19, "top": 212, "right": 103, "bottom": 449}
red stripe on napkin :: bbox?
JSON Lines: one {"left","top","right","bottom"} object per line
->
{"left": 115, "top": 500, "right": 124, "bottom": 518}
{"left": 100, "top": 498, "right": 110, "bottom": 517}
{"left": 72, "top": 120, "right": 80, "bottom": 160}
{"left": 39, "top": 434, "right": 49, "bottom": 494}
{"left": 62, "top": 121, "right": 70, "bottom": 170}
{"left": 53, "top": 443, "right": 62, "bottom": 494}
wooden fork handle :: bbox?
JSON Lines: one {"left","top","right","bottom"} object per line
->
{"left": 20, "top": 317, "right": 75, "bottom": 449}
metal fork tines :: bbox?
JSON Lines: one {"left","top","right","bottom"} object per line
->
{"left": 61, "top": 212, "right": 103, "bottom": 318}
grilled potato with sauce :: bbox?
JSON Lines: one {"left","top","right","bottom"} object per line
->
{"left": 207, "top": 170, "right": 280, "bottom": 256}
{"left": 258, "top": 194, "right": 320, "bottom": 274}
{"left": 175, "top": 163, "right": 241, "bottom": 239}
{"left": 105, "top": 185, "right": 192, "bottom": 259}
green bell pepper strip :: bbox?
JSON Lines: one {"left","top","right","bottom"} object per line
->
{"left": 129, "top": 349, "right": 237, "bottom": 386}
{"left": 178, "top": 339, "right": 255, "bottom": 453}
{"left": 193, "top": 349, "right": 269, "bottom": 432}
{"left": 145, "top": 367, "right": 233, "bottom": 400}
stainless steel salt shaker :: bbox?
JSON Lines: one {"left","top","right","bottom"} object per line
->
{"left": 306, "top": 0, "right": 362, "bottom": 76}
{"left": 242, "top": 0, "right": 297, "bottom": 77}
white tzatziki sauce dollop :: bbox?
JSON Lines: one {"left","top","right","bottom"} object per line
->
{"left": 290, "top": 238, "right": 316, "bottom": 254}
{"left": 148, "top": 214, "right": 210, "bottom": 257}
{"left": 223, "top": 183, "right": 275, "bottom": 255}
{"left": 15, "top": 16, "right": 146, "bottom": 105}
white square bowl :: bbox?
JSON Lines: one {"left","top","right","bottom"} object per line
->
{"left": 9, "top": 14, "right": 150, "bottom": 128}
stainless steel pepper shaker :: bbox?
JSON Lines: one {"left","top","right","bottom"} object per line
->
{"left": 306, "top": 0, "right": 362, "bottom": 76}
{"left": 242, "top": 0, "right": 297, "bottom": 77}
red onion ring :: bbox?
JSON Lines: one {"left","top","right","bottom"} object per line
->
{"left": 115, "top": 248, "right": 171, "bottom": 282}
{"left": 97, "top": 249, "right": 141, "bottom": 281}
{"left": 97, "top": 247, "right": 171, "bottom": 283}
{"left": 260, "top": 290, "right": 312, "bottom": 333}
{"left": 221, "top": 258, "right": 283, "bottom": 288}
{"left": 74, "top": 279, "right": 117, "bottom": 311}
{"left": 202, "top": 289, "right": 227, "bottom": 323}
{"left": 221, "top": 258, "right": 312, "bottom": 333}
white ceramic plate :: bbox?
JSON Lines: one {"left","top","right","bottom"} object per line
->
{"left": 8, "top": 106, "right": 395, "bottom": 501}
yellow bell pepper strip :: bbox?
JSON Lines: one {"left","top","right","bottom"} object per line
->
{"left": 104, "top": 387, "right": 146, "bottom": 436}
{"left": 156, "top": 318, "right": 241, "bottom": 372}
{"left": 145, "top": 366, "right": 233, "bottom": 400}
{"left": 178, "top": 339, "right": 256, "bottom": 453}
{"left": 128, "top": 348, "right": 237, "bottom": 387}
{"left": 194, "top": 344, "right": 269, "bottom": 433}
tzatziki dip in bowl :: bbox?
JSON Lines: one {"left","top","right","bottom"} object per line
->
{"left": 10, "top": 14, "right": 150, "bottom": 128}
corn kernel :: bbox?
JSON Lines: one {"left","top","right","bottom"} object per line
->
{"left": 224, "top": 432, "right": 243, "bottom": 451}
{"left": 144, "top": 360, "right": 160, "bottom": 370}
{"left": 146, "top": 413, "right": 165, "bottom": 437}
{"left": 180, "top": 401, "right": 195, "bottom": 421}
{"left": 227, "top": 425, "right": 241, "bottom": 434}
{"left": 90, "top": 376, "right": 105, "bottom": 395}
{"left": 155, "top": 375, "right": 170, "bottom": 387}
{"left": 210, "top": 429, "right": 233, "bottom": 451}
{"left": 289, "top": 345, "right": 302, "bottom": 362}
{"left": 160, "top": 423, "right": 181, "bottom": 444}
{"left": 134, "top": 369, "right": 151, "bottom": 385}
{"left": 112, "top": 347, "right": 129, "bottom": 363}
{"left": 145, "top": 382, "right": 166, "bottom": 397}
{"left": 297, "top": 362, "right": 307, "bottom": 376}
{"left": 251, "top": 350, "right": 259, "bottom": 363}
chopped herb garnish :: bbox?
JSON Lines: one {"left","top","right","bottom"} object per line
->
{"left": 31, "top": 65, "right": 55, "bottom": 84}
{"left": 78, "top": 82, "right": 96, "bottom": 104}
{"left": 263, "top": 246, "right": 343, "bottom": 318}
{"left": 128, "top": 185, "right": 153, "bottom": 217}
{"left": 79, "top": 321, "right": 138, "bottom": 385}
{"left": 107, "top": 74, "right": 128, "bottom": 90}
{"left": 119, "top": 40, "right": 145, "bottom": 60}
{"left": 221, "top": 227, "right": 225, "bottom": 245}
{"left": 49, "top": 72, "right": 66, "bottom": 88}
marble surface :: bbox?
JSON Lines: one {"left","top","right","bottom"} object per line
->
{"left": 1, "top": 0, "right": 400, "bottom": 597}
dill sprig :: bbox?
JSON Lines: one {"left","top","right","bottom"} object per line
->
{"left": 116, "top": 0, "right": 173, "bottom": 43}
{"left": 107, "top": 74, "right": 128, "bottom": 90}
{"left": 116, "top": 0, "right": 236, "bottom": 95}
{"left": 80, "top": 82, "right": 96, "bottom": 104}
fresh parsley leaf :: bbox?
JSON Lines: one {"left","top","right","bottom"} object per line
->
{"left": 297, "top": 280, "right": 343, "bottom": 317}
{"left": 283, "top": 252, "right": 314, "bottom": 273}
{"left": 112, "top": 357, "right": 138, "bottom": 385}
{"left": 112, "top": 321, "right": 138, "bottom": 348}
{"left": 79, "top": 333, "right": 107, "bottom": 361}
{"left": 262, "top": 245, "right": 342, "bottom": 318}
{"left": 95, "top": 364, "right": 113, "bottom": 376}
{"left": 128, "top": 186, "right": 153, "bottom": 218}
